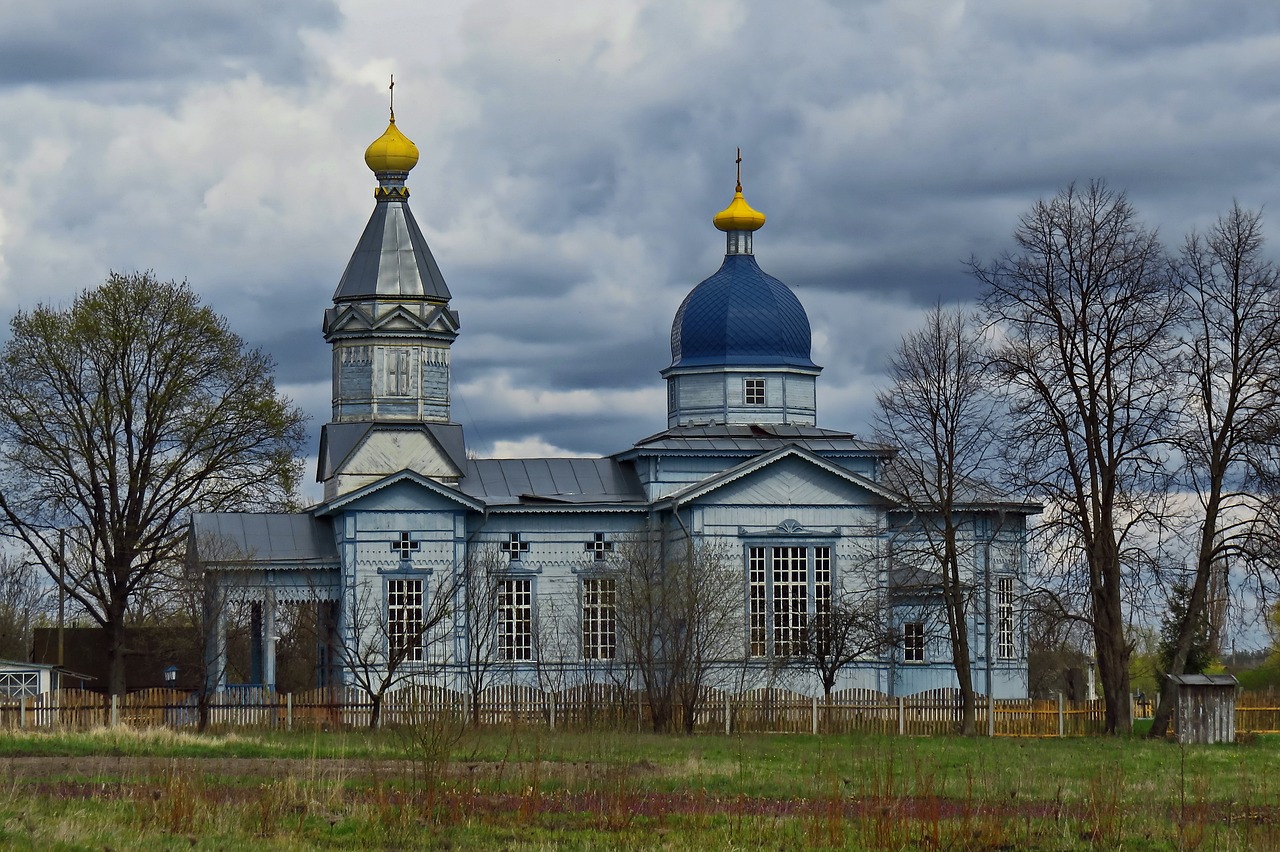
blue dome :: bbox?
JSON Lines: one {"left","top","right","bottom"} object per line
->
{"left": 669, "top": 254, "right": 817, "bottom": 370}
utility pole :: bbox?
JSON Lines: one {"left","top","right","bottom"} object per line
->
{"left": 57, "top": 529, "right": 65, "bottom": 668}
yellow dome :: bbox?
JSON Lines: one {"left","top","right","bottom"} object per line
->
{"left": 364, "top": 115, "right": 419, "bottom": 173}
{"left": 713, "top": 184, "right": 766, "bottom": 232}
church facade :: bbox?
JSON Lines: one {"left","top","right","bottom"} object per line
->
{"left": 191, "top": 109, "right": 1035, "bottom": 701}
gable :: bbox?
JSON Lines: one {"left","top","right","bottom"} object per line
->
{"left": 342, "top": 429, "right": 461, "bottom": 482}
{"left": 681, "top": 455, "right": 896, "bottom": 508}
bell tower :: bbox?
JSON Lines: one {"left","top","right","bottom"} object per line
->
{"left": 318, "top": 86, "right": 467, "bottom": 500}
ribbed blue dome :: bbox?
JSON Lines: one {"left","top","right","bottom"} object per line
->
{"left": 669, "top": 254, "right": 817, "bottom": 370}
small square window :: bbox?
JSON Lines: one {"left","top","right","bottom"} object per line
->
{"left": 744, "top": 378, "right": 765, "bottom": 405}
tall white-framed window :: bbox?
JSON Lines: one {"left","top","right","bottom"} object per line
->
{"left": 997, "top": 576, "right": 1015, "bottom": 659}
{"left": 387, "top": 578, "right": 424, "bottom": 663}
{"left": 744, "top": 377, "right": 766, "bottom": 406}
{"left": 747, "top": 545, "right": 833, "bottom": 657}
{"left": 386, "top": 348, "right": 412, "bottom": 396}
{"left": 498, "top": 578, "right": 533, "bottom": 661}
{"left": 903, "top": 621, "right": 926, "bottom": 663}
{"left": 581, "top": 577, "right": 616, "bottom": 660}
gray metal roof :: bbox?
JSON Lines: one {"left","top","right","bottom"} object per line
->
{"left": 880, "top": 456, "right": 1041, "bottom": 513}
{"left": 460, "top": 458, "right": 646, "bottom": 505}
{"left": 190, "top": 513, "right": 338, "bottom": 567}
{"left": 1166, "top": 674, "right": 1239, "bottom": 687}
{"left": 623, "top": 424, "right": 893, "bottom": 456}
{"left": 333, "top": 199, "right": 451, "bottom": 302}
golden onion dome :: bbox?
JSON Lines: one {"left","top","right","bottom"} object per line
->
{"left": 713, "top": 182, "right": 766, "bottom": 232}
{"left": 364, "top": 114, "right": 419, "bottom": 174}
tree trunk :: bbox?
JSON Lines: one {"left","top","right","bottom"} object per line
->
{"left": 1091, "top": 550, "right": 1132, "bottom": 733}
{"left": 106, "top": 600, "right": 128, "bottom": 697}
{"left": 1149, "top": 517, "right": 1217, "bottom": 738}
{"left": 369, "top": 691, "right": 383, "bottom": 730}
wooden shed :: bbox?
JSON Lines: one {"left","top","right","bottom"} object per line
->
{"left": 1167, "top": 673, "right": 1239, "bottom": 744}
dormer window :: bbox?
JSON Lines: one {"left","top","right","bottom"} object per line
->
{"left": 744, "top": 378, "right": 765, "bottom": 405}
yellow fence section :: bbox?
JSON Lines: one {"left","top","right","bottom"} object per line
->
{"left": 0, "top": 687, "right": 1269, "bottom": 737}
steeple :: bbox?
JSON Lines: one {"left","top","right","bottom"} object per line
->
{"left": 318, "top": 87, "right": 466, "bottom": 500}
{"left": 662, "top": 153, "right": 821, "bottom": 428}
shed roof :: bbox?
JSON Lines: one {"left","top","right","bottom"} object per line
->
{"left": 1166, "top": 674, "right": 1240, "bottom": 687}
{"left": 190, "top": 513, "right": 338, "bottom": 568}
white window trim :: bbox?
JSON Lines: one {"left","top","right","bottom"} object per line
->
{"left": 581, "top": 576, "right": 617, "bottom": 661}
{"left": 386, "top": 576, "right": 425, "bottom": 663}
{"left": 746, "top": 544, "right": 834, "bottom": 658}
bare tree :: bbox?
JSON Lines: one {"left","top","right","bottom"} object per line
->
{"left": 0, "top": 553, "right": 51, "bottom": 661}
{"left": 794, "top": 581, "right": 894, "bottom": 725}
{"left": 337, "top": 569, "right": 457, "bottom": 729}
{"left": 1149, "top": 204, "right": 1280, "bottom": 737}
{"left": 456, "top": 545, "right": 510, "bottom": 726}
{"left": 613, "top": 530, "right": 739, "bottom": 734}
{"left": 0, "top": 272, "right": 306, "bottom": 695}
{"left": 974, "top": 181, "right": 1182, "bottom": 733}
{"left": 875, "top": 304, "right": 1003, "bottom": 735}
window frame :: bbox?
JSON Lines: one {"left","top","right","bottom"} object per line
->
{"left": 497, "top": 577, "right": 534, "bottom": 662}
{"left": 746, "top": 543, "right": 834, "bottom": 658}
{"left": 997, "top": 575, "right": 1015, "bottom": 660}
{"left": 903, "top": 621, "right": 926, "bottom": 663}
{"left": 743, "top": 377, "right": 766, "bottom": 406}
{"left": 581, "top": 576, "right": 617, "bottom": 661}
{"left": 386, "top": 576, "right": 425, "bottom": 664}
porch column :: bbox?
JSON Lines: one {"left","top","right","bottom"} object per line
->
{"left": 204, "top": 579, "right": 227, "bottom": 692}
{"left": 263, "top": 589, "right": 278, "bottom": 692}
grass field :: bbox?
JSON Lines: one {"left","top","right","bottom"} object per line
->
{"left": 0, "top": 725, "right": 1275, "bottom": 849}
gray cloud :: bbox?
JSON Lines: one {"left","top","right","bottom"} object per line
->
{"left": 5, "top": 0, "right": 1280, "bottom": 495}
{"left": 0, "top": 1, "right": 340, "bottom": 91}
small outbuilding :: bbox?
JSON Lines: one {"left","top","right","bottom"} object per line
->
{"left": 1167, "top": 673, "right": 1239, "bottom": 745}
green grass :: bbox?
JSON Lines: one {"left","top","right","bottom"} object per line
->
{"left": 0, "top": 726, "right": 1277, "bottom": 848}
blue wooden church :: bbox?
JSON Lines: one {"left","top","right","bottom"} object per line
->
{"left": 191, "top": 107, "right": 1034, "bottom": 701}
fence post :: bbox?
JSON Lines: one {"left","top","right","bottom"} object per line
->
{"left": 812, "top": 696, "right": 818, "bottom": 735}
{"left": 987, "top": 694, "right": 995, "bottom": 737}
{"left": 287, "top": 693, "right": 293, "bottom": 731}
{"left": 897, "top": 695, "right": 904, "bottom": 736}
{"left": 724, "top": 694, "right": 731, "bottom": 735}
{"left": 110, "top": 694, "right": 119, "bottom": 727}
{"left": 549, "top": 693, "right": 556, "bottom": 731}
{"left": 19, "top": 697, "right": 25, "bottom": 729}
{"left": 1057, "top": 692, "right": 1064, "bottom": 738}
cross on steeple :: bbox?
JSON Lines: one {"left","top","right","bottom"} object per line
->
{"left": 735, "top": 147, "right": 742, "bottom": 192}
{"left": 391, "top": 531, "right": 419, "bottom": 560}
{"left": 389, "top": 74, "right": 395, "bottom": 120}
{"left": 585, "top": 532, "right": 614, "bottom": 562}
{"left": 500, "top": 533, "right": 530, "bottom": 561}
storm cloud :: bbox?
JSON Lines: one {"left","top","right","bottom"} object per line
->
{"left": 3, "top": 0, "right": 1280, "bottom": 502}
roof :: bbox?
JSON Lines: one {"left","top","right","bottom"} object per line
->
{"left": 653, "top": 444, "right": 906, "bottom": 509}
{"left": 668, "top": 253, "right": 817, "bottom": 371}
{"left": 622, "top": 423, "right": 894, "bottom": 457}
{"left": 317, "top": 421, "right": 467, "bottom": 482}
{"left": 880, "top": 456, "right": 1042, "bottom": 513}
{"left": 459, "top": 457, "right": 646, "bottom": 506}
{"left": 1166, "top": 674, "right": 1240, "bottom": 687}
{"left": 190, "top": 513, "right": 338, "bottom": 568}
{"left": 333, "top": 198, "right": 451, "bottom": 302}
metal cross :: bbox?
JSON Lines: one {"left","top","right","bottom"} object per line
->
{"left": 391, "top": 531, "right": 419, "bottom": 560}
{"left": 735, "top": 147, "right": 742, "bottom": 191}
{"left": 585, "top": 532, "right": 614, "bottom": 562}
{"left": 500, "top": 533, "right": 530, "bottom": 561}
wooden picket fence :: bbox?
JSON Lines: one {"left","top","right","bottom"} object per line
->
{"left": 0, "top": 686, "right": 1275, "bottom": 737}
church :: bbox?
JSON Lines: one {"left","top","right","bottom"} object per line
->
{"left": 191, "top": 105, "right": 1035, "bottom": 702}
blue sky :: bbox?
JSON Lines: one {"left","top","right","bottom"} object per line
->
{"left": 4, "top": 0, "right": 1280, "bottom": 507}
